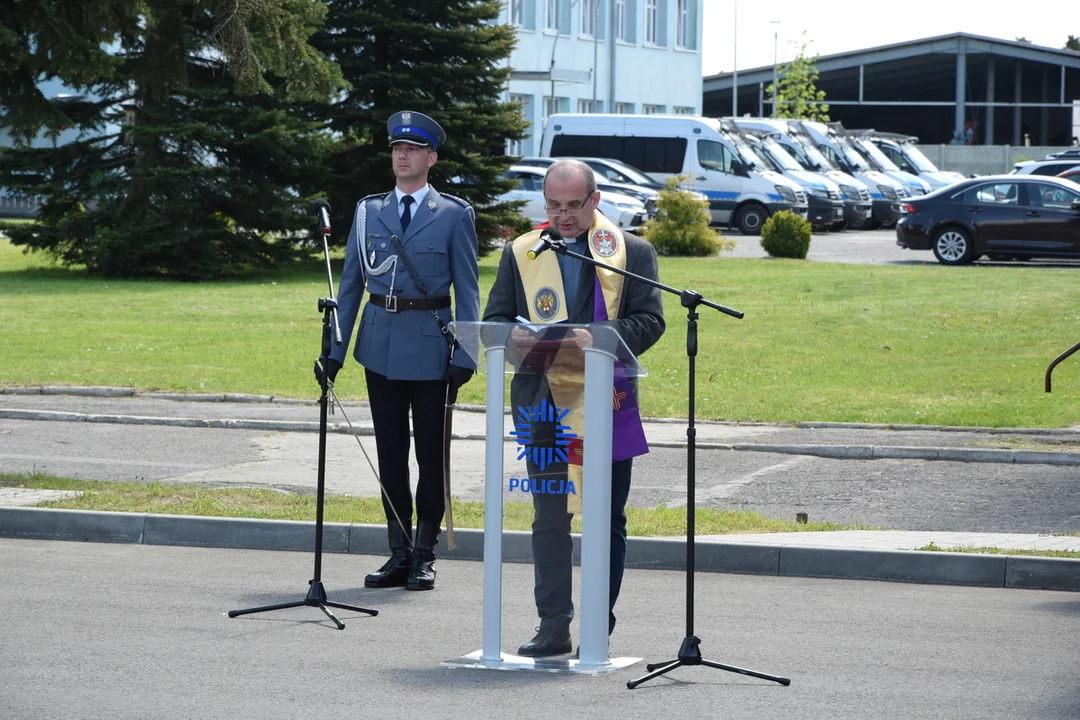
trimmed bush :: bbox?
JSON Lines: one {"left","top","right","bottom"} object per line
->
{"left": 760, "top": 210, "right": 813, "bottom": 259}
{"left": 641, "top": 176, "right": 734, "bottom": 256}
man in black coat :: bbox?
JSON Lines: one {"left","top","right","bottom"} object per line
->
{"left": 483, "top": 159, "right": 665, "bottom": 656}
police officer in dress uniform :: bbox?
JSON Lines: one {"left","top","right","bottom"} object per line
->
{"left": 316, "top": 111, "right": 480, "bottom": 591}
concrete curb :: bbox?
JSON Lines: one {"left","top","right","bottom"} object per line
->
{"left": 4, "top": 407, "right": 1080, "bottom": 465}
{"left": 2, "top": 507, "right": 1077, "bottom": 592}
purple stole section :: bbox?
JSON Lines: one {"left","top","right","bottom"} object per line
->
{"left": 593, "top": 276, "right": 650, "bottom": 461}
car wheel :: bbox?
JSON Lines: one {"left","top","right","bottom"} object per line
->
{"left": 831, "top": 221, "right": 847, "bottom": 232}
{"left": 735, "top": 204, "right": 768, "bottom": 235}
{"left": 932, "top": 227, "right": 975, "bottom": 265}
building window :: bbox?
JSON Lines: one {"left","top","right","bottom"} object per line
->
{"left": 580, "top": 0, "right": 597, "bottom": 37}
{"left": 644, "top": 0, "right": 658, "bottom": 44}
{"left": 508, "top": 94, "right": 533, "bottom": 156}
{"left": 676, "top": 0, "right": 689, "bottom": 48}
{"left": 545, "top": 0, "right": 561, "bottom": 31}
{"left": 614, "top": 102, "right": 633, "bottom": 114}
{"left": 674, "top": 106, "right": 694, "bottom": 115}
{"left": 614, "top": 0, "right": 627, "bottom": 40}
{"left": 511, "top": 0, "right": 537, "bottom": 29}
{"left": 543, "top": 95, "right": 570, "bottom": 117}
{"left": 578, "top": 99, "right": 594, "bottom": 113}
{"left": 643, "top": 103, "right": 665, "bottom": 115}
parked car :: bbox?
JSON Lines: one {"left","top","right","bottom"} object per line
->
{"left": 499, "top": 165, "right": 649, "bottom": 230}
{"left": 1045, "top": 148, "right": 1080, "bottom": 160}
{"left": 510, "top": 158, "right": 659, "bottom": 217}
{"left": 517, "top": 155, "right": 709, "bottom": 203}
{"left": 895, "top": 175, "right": 1080, "bottom": 265}
{"left": 1011, "top": 159, "right": 1080, "bottom": 176}
{"left": 1058, "top": 167, "right": 1080, "bottom": 182}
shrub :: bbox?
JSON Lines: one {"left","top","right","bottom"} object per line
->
{"left": 760, "top": 210, "right": 813, "bottom": 259}
{"left": 640, "top": 176, "right": 733, "bottom": 256}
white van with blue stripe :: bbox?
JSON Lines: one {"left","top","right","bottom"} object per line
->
{"left": 541, "top": 113, "right": 808, "bottom": 235}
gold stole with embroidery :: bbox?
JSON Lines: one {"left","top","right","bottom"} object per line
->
{"left": 510, "top": 214, "right": 627, "bottom": 514}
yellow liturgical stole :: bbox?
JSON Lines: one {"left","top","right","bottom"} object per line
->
{"left": 510, "top": 213, "right": 628, "bottom": 514}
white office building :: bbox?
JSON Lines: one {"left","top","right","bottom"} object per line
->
{"left": 498, "top": 0, "right": 704, "bottom": 156}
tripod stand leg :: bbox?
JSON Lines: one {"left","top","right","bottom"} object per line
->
{"left": 318, "top": 604, "right": 345, "bottom": 630}
{"left": 324, "top": 600, "right": 378, "bottom": 617}
{"left": 701, "top": 660, "right": 791, "bottom": 686}
{"left": 627, "top": 660, "right": 682, "bottom": 689}
{"left": 228, "top": 600, "right": 307, "bottom": 618}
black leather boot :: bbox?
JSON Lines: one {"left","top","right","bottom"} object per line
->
{"left": 365, "top": 522, "right": 412, "bottom": 588}
{"left": 406, "top": 521, "right": 439, "bottom": 591}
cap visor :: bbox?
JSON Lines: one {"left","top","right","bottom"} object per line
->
{"left": 390, "top": 137, "right": 432, "bottom": 147}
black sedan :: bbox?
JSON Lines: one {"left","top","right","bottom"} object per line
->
{"left": 895, "top": 175, "right": 1080, "bottom": 265}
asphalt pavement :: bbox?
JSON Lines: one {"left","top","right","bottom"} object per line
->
{"left": 1, "top": 538, "right": 1078, "bottom": 719}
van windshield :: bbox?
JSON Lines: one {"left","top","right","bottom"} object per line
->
{"left": 902, "top": 144, "right": 940, "bottom": 172}
{"left": 788, "top": 134, "right": 835, "bottom": 171}
{"left": 857, "top": 139, "right": 900, "bottom": 171}
{"left": 761, "top": 139, "right": 804, "bottom": 171}
{"left": 835, "top": 138, "right": 871, "bottom": 171}
{"left": 732, "top": 142, "right": 766, "bottom": 171}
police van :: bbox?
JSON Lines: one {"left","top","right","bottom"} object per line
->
{"left": 797, "top": 120, "right": 909, "bottom": 229}
{"left": 729, "top": 117, "right": 873, "bottom": 231}
{"left": 728, "top": 122, "right": 845, "bottom": 231}
{"left": 540, "top": 113, "right": 808, "bottom": 235}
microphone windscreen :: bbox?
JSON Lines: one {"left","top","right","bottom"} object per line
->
{"left": 313, "top": 199, "right": 331, "bottom": 213}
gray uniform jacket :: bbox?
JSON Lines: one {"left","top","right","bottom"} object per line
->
{"left": 331, "top": 187, "right": 481, "bottom": 381}
{"left": 482, "top": 228, "right": 665, "bottom": 404}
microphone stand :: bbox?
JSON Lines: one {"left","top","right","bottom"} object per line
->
{"left": 228, "top": 203, "right": 378, "bottom": 629}
{"left": 537, "top": 236, "right": 790, "bottom": 689}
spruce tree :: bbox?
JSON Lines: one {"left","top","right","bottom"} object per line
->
{"left": 1, "top": 0, "right": 345, "bottom": 278}
{"left": 309, "top": 0, "right": 530, "bottom": 254}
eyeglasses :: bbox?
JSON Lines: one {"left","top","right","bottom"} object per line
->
{"left": 544, "top": 193, "right": 594, "bottom": 217}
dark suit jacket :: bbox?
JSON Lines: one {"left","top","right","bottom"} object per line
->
{"left": 482, "top": 227, "right": 665, "bottom": 409}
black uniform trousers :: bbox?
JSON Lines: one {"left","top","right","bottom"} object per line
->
{"left": 364, "top": 368, "right": 448, "bottom": 528}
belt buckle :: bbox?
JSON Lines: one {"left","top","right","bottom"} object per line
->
{"left": 384, "top": 295, "right": 398, "bottom": 313}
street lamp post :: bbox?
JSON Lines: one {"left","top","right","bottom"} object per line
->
{"left": 770, "top": 20, "right": 781, "bottom": 118}
{"left": 732, "top": 0, "right": 738, "bottom": 117}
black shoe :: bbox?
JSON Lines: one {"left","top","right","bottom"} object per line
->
{"left": 406, "top": 521, "right": 439, "bottom": 591}
{"left": 364, "top": 552, "right": 410, "bottom": 588}
{"left": 365, "top": 523, "right": 412, "bottom": 588}
{"left": 518, "top": 628, "right": 573, "bottom": 657}
{"left": 406, "top": 549, "right": 436, "bottom": 591}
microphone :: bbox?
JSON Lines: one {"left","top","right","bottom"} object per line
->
{"left": 527, "top": 228, "right": 562, "bottom": 260}
{"left": 313, "top": 199, "right": 331, "bottom": 236}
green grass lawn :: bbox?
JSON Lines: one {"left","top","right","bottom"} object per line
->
{"left": 1, "top": 473, "right": 864, "bottom": 536}
{"left": 3, "top": 236, "right": 1080, "bottom": 426}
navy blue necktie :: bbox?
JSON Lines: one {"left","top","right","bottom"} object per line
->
{"left": 400, "top": 195, "right": 414, "bottom": 234}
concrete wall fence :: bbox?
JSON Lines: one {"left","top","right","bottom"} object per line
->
{"left": 916, "top": 145, "right": 1076, "bottom": 177}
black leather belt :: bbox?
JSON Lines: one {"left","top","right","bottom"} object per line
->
{"left": 369, "top": 293, "right": 451, "bottom": 313}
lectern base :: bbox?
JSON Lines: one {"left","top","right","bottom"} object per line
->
{"left": 443, "top": 650, "right": 641, "bottom": 675}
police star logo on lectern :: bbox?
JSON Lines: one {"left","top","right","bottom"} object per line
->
{"left": 509, "top": 398, "right": 577, "bottom": 472}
